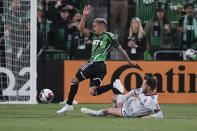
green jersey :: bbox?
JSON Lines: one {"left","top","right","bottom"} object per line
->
{"left": 89, "top": 32, "right": 120, "bottom": 62}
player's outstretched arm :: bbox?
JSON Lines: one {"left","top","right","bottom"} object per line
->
{"left": 119, "top": 88, "right": 142, "bottom": 104}
{"left": 116, "top": 45, "right": 134, "bottom": 66}
{"left": 79, "top": 5, "right": 91, "bottom": 37}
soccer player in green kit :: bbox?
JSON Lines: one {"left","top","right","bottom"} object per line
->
{"left": 57, "top": 5, "right": 134, "bottom": 114}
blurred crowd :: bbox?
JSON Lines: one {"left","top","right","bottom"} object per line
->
{"left": 0, "top": 0, "right": 197, "bottom": 61}
{"left": 0, "top": 0, "right": 90, "bottom": 61}
{"left": 37, "top": 0, "right": 91, "bottom": 59}
{"left": 119, "top": 0, "right": 197, "bottom": 60}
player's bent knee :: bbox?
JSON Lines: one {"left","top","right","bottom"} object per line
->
{"left": 103, "top": 108, "right": 111, "bottom": 114}
{"left": 104, "top": 108, "right": 114, "bottom": 113}
{"left": 104, "top": 108, "right": 122, "bottom": 117}
{"left": 71, "top": 76, "right": 79, "bottom": 83}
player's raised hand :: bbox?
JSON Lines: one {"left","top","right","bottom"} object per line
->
{"left": 83, "top": 5, "right": 91, "bottom": 15}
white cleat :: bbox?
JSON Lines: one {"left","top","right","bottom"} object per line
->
{"left": 81, "top": 108, "right": 96, "bottom": 116}
{"left": 56, "top": 104, "right": 73, "bottom": 114}
{"left": 113, "top": 79, "right": 124, "bottom": 93}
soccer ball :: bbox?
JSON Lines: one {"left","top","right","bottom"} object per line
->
{"left": 39, "top": 89, "right": 54, "bottom": 103}
{"left": 185, "top": 49, "right": 196, "bottom": 59}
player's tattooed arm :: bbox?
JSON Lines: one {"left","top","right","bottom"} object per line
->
{"left": 116, "top": 45, "right": 134, "bottom": 66}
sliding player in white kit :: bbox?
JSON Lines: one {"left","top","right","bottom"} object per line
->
{"left": 81, "top": 76, "right": 163, "bottom": 118}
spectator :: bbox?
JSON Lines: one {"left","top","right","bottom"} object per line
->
{"left": 49, "top": 5, "right": 70, "bottom": 55}
{"left": 177, "top": 4, "right": 186, "bottom": 16}
{"left": 61, "top": 0, "right": 87, "bottom": 13}
{"left": 68, "top": 9, "right": 82, "bottom": 23}
{"left": 37, "top": 4, "right": 54, "bottom": 49}
{"left": 46, "top": 0, "right": 86, "bottom": 20}
{"left": 66, "top": 10, "right": 91, "bottom": 59}
{"left": 69, "top": 21, "right": 92, "bottom": 60}
{"left": 110, "top": 0, "right": 128, "bottom": 44}
{"left": 178, "top": 3, "right": 197, "bottom": 50}
{"left": 124, "top": 17, "right": 147, "bottom": 60}
{"left": 68, "top": 9, "right": 82, "bottom": 30}
{"left": 144, "top": 8, "right": 174, "bottom": 57}
{"left": 177, "top": 1, "right": 197, "bottom": 17}
{"left": 46, "top": 0, "right": 63, "bottom": 21}
{"left": 45, "top": 0, "right": 87, "bottom": 59}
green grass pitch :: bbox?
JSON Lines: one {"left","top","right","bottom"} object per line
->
{"left": 0, "top": 104, "right": 197, "bottom": 131}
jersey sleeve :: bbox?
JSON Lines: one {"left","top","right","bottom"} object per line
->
{"left": 121, "top": 88, "right": 142, "bottom": 103}
{"left": 111, "top": 39, "right": 120, "bottom": 48}
{"left": 153, "top": 103, "right": 161, "bottom": 113}
{"left": 106, "top": 32, "right": 120, "bottom": 48}
{"left": 134, "top": 88, "right": 142, "bottom": 95}
{"left": 151, "top": 94, "right": 161, "bottom": 113}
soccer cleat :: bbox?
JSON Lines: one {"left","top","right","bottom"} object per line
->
{"left": 81, "top": 108, "right": 96, "bottom": 116}
{"left": 56, "top": 104, "right": 73, "bottom": 114}
{"left": 113, "top": 79, "right": 124, "bottom": 93}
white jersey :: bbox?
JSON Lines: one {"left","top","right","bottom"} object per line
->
{"left": 118, "top": 88, "right": 160, "bottom": 118}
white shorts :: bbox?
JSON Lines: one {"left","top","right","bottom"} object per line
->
{"left": 117, "top": 94, "right": 135, "bottom": 117}
{"left": 117, "top": 94, "right": 126, "bottom": 103}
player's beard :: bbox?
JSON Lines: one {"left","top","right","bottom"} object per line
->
{"left": 142, "top": 87, "right": 148, "bottom": 94}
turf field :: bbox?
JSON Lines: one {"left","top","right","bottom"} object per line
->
{"left": 0, "top": 104, "right": 197, "bottom": 131}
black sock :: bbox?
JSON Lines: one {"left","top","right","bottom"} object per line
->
{"left": 94, "top": 84, "right": 113, "bottom": 96}
{"left": 112, "top": 88, "right": 122, "bottom": 94}
{"left": 67, "top": 82, "right": 79, "bottom": 105}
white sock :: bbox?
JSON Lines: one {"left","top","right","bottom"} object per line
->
{"left": 81, "top": 108, "right": 105, "bottom": 116}
{"left": 95, "top": 109, "right": 104, "bottom": 116}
